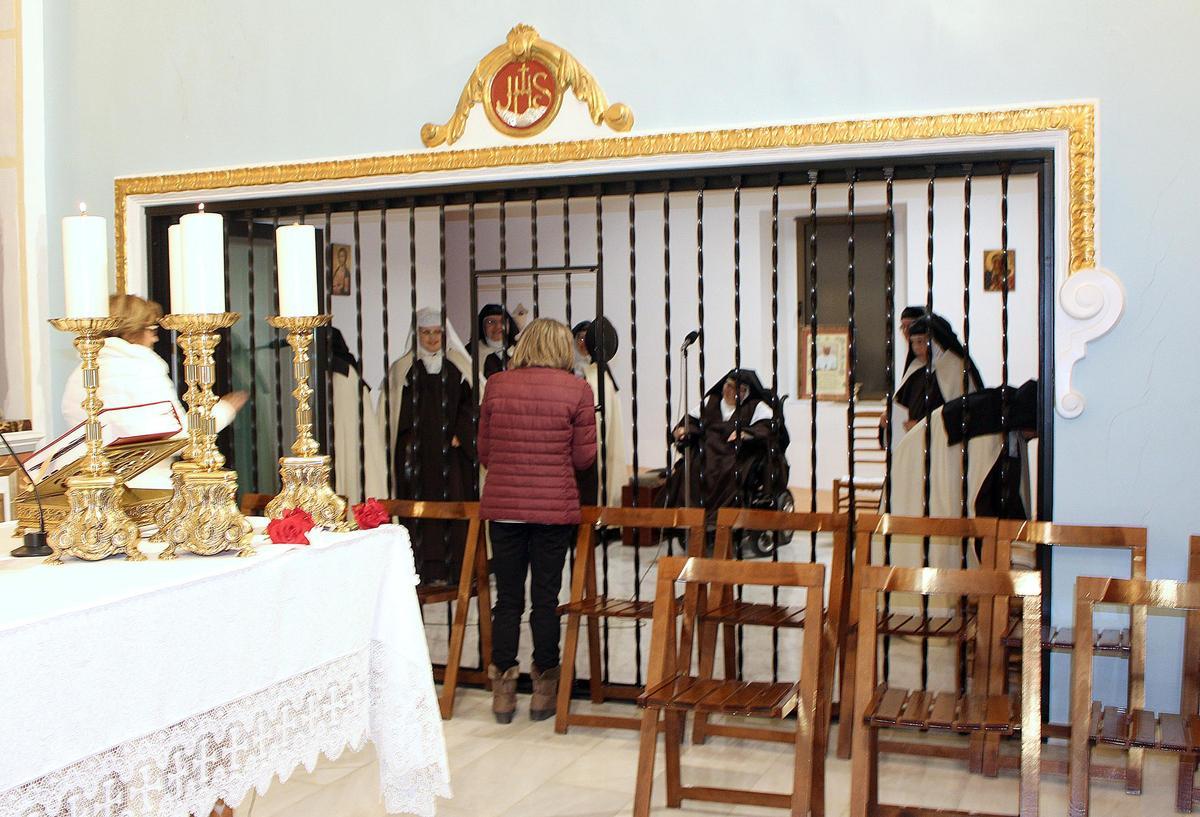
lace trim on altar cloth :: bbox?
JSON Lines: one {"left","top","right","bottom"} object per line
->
{"left": 0, "top": 643, "right": 451, "bottom": 817}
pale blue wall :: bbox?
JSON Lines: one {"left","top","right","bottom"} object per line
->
{"left": 41, "top": 0, "right": 1200, "bottom": 710}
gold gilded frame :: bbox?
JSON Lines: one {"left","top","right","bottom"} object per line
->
{"left": 114, "top": 103, "right": 1095, "bottom": 292}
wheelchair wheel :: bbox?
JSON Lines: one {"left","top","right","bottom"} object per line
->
{"left": 746, "top": 490, "right": 796, "bottom": 558}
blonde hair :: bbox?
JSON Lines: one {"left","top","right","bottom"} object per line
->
{"left": 107, "top": 293, "right": 163, "bottom": 342}
{"left": 509, "top": 318, "right": 573, "bottom": 371}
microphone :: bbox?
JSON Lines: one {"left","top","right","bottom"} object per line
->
{"left": 0, "top": 427, "right": 52, "bottom": 558}
{"left": 681, "top": 330, "right": 700, "bottom": 351}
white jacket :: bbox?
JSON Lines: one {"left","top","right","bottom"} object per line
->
{"left": 61, "top": 337, "right": 235, "bottom": 489}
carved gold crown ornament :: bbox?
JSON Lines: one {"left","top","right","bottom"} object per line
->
{"left": 263, "top": 314, "right": 350, "bottom": 530}
{"left": 154, "top": 312, "right": 255, "bottom": 559}
{"left": 420, "top": 23, "right": 633, "bottom": 147}
{"left": 44, "top": 317, "right": 146, "bottom": 563}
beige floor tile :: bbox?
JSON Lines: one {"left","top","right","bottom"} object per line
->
{"left": 498, "top": 780, "right": 634, "bottom": 817}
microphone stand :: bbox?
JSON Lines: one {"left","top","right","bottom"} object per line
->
{"left": 0, "top": 427, "right": 51, "bottom": 557}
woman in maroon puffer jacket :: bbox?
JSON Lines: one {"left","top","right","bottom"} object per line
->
{"left": 478, "top": 318, "right": 597, "bottom": 723}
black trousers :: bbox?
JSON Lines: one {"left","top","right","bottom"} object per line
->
{"left": 489, "top": 521, "right": 575, "bottom": 673}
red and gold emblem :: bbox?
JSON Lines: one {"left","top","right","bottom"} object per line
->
{"left": 422, "top": 24, "right": 632, "bottom": 147}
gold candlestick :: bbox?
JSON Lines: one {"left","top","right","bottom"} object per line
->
{"left": 264, "top": 314, "right": 348, "bottom": 529}
{"left": 156, "top": 312, "right": 254, "bottom": 559}
{"left": 45, "top": 317, "right": 144, "bottom": 563}
{"left": 151, "top": 317, "right": 205, "bottom": 539}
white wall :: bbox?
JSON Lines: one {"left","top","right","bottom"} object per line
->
{"left": 28, "top": 0, "right": 1200, "bottom": 714}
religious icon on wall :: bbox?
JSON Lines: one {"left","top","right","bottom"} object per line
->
{"left": 421, "top": 24, "right": 633, "bottom": 147}
{"left": 983, "top": 249, "right": 1016, "bottom": 292}
{"left": 800, "top": 326, "right": 851, "bottom": 401}
{"left": 331, "top": 244, "right": 352, "bottom": 296}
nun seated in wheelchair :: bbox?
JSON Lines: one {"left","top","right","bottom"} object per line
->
{"left": 662, "top": 368, "right": 792, "bottom": 554}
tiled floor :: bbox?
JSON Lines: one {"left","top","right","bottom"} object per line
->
{"left": 244, "top": 686, "right": 1186, "bottom": 817}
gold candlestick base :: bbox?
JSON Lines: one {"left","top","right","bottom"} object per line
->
{"left": 151, "top": 459, "right": 198, "bottom": 543}
{"left": 265, "top": 455, "right": 349, "bottom": 529}
{"left": 159, "top": 469, "right": 255, "bottom": 559}
{"left": 46, "top": 474, "right": 145, "bottom": 564}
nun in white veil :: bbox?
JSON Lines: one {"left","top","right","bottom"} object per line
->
{"left": 380, "top": 307, "right": 477, "bottom": 585}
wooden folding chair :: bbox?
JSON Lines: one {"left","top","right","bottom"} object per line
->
{"left": 1178, "top": 536, "right": 1200, "bottom": 811}
{"left": 994, "top": 522, "right": 1147, "bottom": 788}
{"left": 836, "top": 513, "right": 1002, "bottom": 760}
{"left": 379, "top": 499, "right": 491, "bottom": 719}
{"left": 691, "top": 508, "right": 848, "bottom": 751}
{"left": 554, "top": 506, "right": 704, "bottom": 734}
{"left": 851, "top": 564, "right": 1042, "bottom": 817}
{"left": 633, "top": 555, "right": 826, "bottom": 817}
{"left": 1069, "top": 574, "right": 1200, "bottom": 817}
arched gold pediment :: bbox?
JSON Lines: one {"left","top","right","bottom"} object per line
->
{"left": 420, "top": 23, "right": 633, "bottom": 147}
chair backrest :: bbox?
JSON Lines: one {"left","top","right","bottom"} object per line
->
{"left": 578, "top": 505, "right": 706, "bottom": 558}
{"left": 712, "top": 508, "right": 846, "bottom": 556}
{"left": 647, "top": 555, "right": 826, "bottom": 692}
{"left": 1005, "top": 521, "right": 1146, "bottom": 578}
{"left": 378, "top": 499, "right": 480, "bottom": 521}
{"left": 853, "top": 513, "right": 1002, "bottom": 571}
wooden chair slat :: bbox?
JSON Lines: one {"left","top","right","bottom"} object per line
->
{"left": 927, "top": 692, "right": 959, "bottom": 729}
{"left": 1099, "top": 706, "right": 1128, "bottom": 746}
{"left": 868, "top": 687, "right": 908, "bottom": 726}
{"left": 954, "top": 694, "right": 987, "bottom": 732}
{"left": 1096, "top": 629, "right": 1123, "bottom": 651}
{"left": 673, "top": 678, "right": 734, "bottom": 707}
{"left": 1130, "top": 709, "right": 1158, "bottom": 748}
{"left": 1160, "top": 714, "right": 1189, "bottom": 751}
{"left": 898, "top": 690, "right": 932, "bottom": 728}
{"left": 983, "top": 694, "right": 1015, "bottom": 732}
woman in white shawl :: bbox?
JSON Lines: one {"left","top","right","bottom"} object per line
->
{"left": 381, "top": 308, "right": 476, "bottom": 585}
{"left": 61, "top": 294, "right": 245, "bottom": 489}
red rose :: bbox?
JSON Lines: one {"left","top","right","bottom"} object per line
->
{"left": 352, "top": 498, "right": 390, "bottom": 530}
{"left": 267, "top": 507, "right": 316, "bottom": 545}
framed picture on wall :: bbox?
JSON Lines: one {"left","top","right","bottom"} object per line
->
{"left": 330, "top": 244, "right": 352, "bottom": 296}
{"left": 800, "top": 325, "right": 851, "bottom": 401}
{"left": 983, "top": 249, "right": 1016, "bottom": 292}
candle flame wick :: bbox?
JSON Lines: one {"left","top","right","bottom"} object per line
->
{"left": 78, "top": 202, "right": 87, "bottom": 215}
{"left": 198, "top": 203, "right": 205, "bottom": 212}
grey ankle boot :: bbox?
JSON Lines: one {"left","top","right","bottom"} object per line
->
{"left": 529, "top": 664, "right": 560, "bottom": 721}
{"left": 489, "top": 664, "right": 520, "bottom": 724}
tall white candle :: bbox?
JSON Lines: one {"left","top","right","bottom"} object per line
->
{"left": 62, "top": 204, "right": 109, "bottom": 319}
{"left": 276, "top": 224, "right": 319, "bottom": 317}
{"left": 167, "top": 224, "right": 185, "bottom": 313}
{"left": 180, "top": 206, "right": 226, "bottom": 314}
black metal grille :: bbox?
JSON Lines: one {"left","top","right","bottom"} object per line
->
{"left": 145, "top": 150, "right": 1055, "bottom": 694}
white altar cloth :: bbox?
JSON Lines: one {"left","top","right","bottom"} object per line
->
{"left": 0, "top": 524, "right": 450, "bottom": 817}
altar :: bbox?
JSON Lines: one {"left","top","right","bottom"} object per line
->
{"left": 0, "top": 523, "right": 450, "bottom": 817}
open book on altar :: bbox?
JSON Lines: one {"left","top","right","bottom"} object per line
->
{"left": 25, "top": 401, "right": 183, "bottom": 484}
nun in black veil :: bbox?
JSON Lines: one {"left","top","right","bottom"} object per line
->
{"left": 663, "top": 368, "right": 783, "bottom": 528}
{"left": 471, "top": 304, "right": 519, "bottom": 383}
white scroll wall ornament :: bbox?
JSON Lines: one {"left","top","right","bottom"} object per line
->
{"left": 1055, "top": 266, "right": 1125, "bottom": 418}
